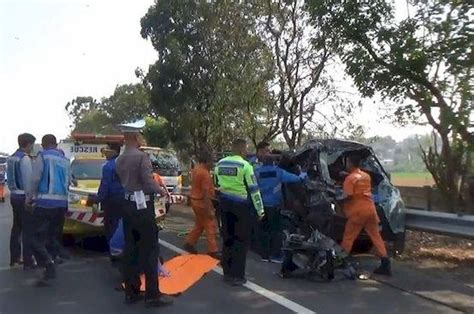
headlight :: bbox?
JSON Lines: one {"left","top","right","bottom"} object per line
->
{"left": 68, "top": 193, "right": 82, "bottom": 204}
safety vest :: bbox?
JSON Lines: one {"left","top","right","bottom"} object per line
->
{"left": 36, "top": 149, "right": 70, "bottom": 208}
{"left": 6, "top": 150, "right": 28, "bottom": 200}
{"left": 214, "top": 155, "right": 264, "bottom": 216}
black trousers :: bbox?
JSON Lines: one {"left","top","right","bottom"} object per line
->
{"left": 220, "top": 197, "right": 252, "bottom": 280}
{"left": 121, "top": 198, "right": 159, "bottom": 298}
{"left": 46, "top": 207, "right": 66, "bottom": 259}
{"left": 31, "top": 207, "right": 62, "bottom": 266}
{"left": 259, "top": 206, "right": 283, "bottom": 258}
{"left": 102, "top": 197, "right": 123, "bottom": 242}
{"left": 10, "top": 198, "right": 34, "bottom": 265}
{"left": 281, "top": 249, "right": 298, "bottom": 275}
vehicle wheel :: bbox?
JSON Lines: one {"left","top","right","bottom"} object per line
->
{"left": 390, "top": 231, "right": 406, "bottom": 257}
{"left": 62, "top": 234, "right": 76, "bottom": 246}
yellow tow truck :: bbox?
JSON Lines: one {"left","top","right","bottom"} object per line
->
{"left": 60, "top": 133, "right": 185, "bottom": 238}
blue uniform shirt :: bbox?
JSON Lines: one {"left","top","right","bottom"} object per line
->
{"left": 98, "top": 158, "right": 124, "bottom": 202}
{"left": 255, "top": 165, "right": 302, "bottom": 208}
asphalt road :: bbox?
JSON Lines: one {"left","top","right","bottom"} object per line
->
{"left": 0, "top": 201, "right": 466, "bottom": 314}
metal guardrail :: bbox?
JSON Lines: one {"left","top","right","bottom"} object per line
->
{"left": 178, "top": 187, "right": 473, "bottom": 240}
{"left": 405, "top": 208, "right": 474, "bottom": 239}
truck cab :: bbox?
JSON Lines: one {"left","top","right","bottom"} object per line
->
{"left": 59, "top": 134, "right": 119, "bottom": 235}
{"left": 140, "top": 146, "right": 182, "bottom": 194}
{"left": 59, "top": 135, "right": 185, "bottom": 237}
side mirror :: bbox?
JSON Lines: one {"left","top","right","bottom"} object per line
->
{"left": 71, "top": 174, "right": 78, "bottom": 187}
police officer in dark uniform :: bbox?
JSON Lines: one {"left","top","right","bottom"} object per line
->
{"left": 115, "top": 120, "right": 173, "bottom": 307}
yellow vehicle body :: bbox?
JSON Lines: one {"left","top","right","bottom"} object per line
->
{"left": 64, "top": 156, "right": 169, "bottom": 237}
{"left": 64, "top": 179, "right": 105, "bottom": 236}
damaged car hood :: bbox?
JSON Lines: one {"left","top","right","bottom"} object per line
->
{"left": 289, "top": 139, "right": 406, "bottom": 234}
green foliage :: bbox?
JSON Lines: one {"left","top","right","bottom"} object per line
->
{"left": 101, "top": 84, "right": 151, "bottom": 124}
{"left": 140, "top": 1, "right": 275, "bottom": 155}
{"left": 143, "top": 116, "right": 170, "bottom": 148}
{"left": 307, "top": 0, "right": 473, "bottom": 207}
{"left": 71, "top": 109, "right": 118, "bottom": 134}
{"left": 66, "top": 83, "right": 170, "bottom": 147}
{"left": 65, "top": 96, "right": 102, "bottom": 130}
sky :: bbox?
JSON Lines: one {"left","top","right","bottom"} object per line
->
{"left": 0, "top": 0, "right": 430, "bottom": 154}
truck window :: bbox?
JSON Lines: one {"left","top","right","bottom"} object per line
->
{"left": 144, "top": 150, "right": 181, "bottom": 176}
{"left": 71, "top": 159, "right": 106, "bottom": 180}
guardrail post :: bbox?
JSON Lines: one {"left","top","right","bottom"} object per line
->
{"left": 424, "top": 185, "right": 432, "bottom": 211}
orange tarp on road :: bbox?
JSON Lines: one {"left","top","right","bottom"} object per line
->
{"left": 140, "top": 254, "right": 219, "bottom": 295}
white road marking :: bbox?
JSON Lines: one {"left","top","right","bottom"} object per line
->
{"left": 159, "top": 238, "right": 316, "bottom": 314}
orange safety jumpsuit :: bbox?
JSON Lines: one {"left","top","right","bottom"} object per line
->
{"left": 153, "top": 173, "right": 166, "bottom": 189}
{"left": 0, "top": 183, "right": 5, "bottom": 201}
{"left": 341, "top": 168, "right": 388, "bottom": 257}
{"left": 185, "top": 164, "right": 218, "bottom": 253}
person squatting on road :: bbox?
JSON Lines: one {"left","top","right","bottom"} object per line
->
{"left": 340, "top": 154, "right": 392, "bottom": 276}
{"left": 115, "top": 123, "right": 173, "bottom": 307}
{"left": 183, "top": 150, "right": 219, "bottom": 258}
{"left": 28, "top": 134, "right": 70, "bottom": 285}
{"left": 254, "top": 154, "right": 303, "bottom": 263}
{"left": 7, "top": 133, "right": 36, "bottom": 269}
{"left": 98, "top": 143, "right": 124, "bottom": 242}
{"left": 214, "top": 139, "right": 265, "bottom": 286}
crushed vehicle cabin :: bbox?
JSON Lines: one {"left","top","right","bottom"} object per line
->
{"left": 280, "top": 139, "right": 406, "bottom": 256}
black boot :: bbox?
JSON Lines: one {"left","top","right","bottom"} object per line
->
{"left": 373, "top": 257, "right": 392, "bottom": 276}
{"left": 35, "top": 263, "right": 56, "bottom": 287}
{"left": 44, "top": 263, "right": 56, "bottom": 280}
{"left": 124, "top": 285, "right": 142, "bottom": 304}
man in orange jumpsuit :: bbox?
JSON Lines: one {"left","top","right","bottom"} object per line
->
{"left": 183, "top": 151, "right": 219, "bottom": 258}
{"left": 341, "top": 154, "right": 392, "bottom": 276}
{"left": 0, "top": 156, "right": 6, "bottom": 202}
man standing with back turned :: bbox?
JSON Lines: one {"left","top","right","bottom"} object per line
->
{"left": 29, "top": 134, "right": 70, "bottom": 285}
{"left": 215, "top": 139, "right": 265, "bottom": 286}
{"left": 115, "top": 120, "right": 173, "bottom": 307}
{"left": 340, "top": 154, "right": 392, "bottom": 276}
{"left": 7, "top": 133, "right": 36, "bottom": 269}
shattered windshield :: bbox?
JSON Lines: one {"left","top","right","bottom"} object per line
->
{"left": 144, "top": 150, "right": 180, "bottom": 170}
{"left": 319, "top": 151, "right": 341, "bottom": 182}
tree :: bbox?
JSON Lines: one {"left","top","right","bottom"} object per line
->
{"left": 65, "top": 83, "right": 170, "bottom": 146}
{"left": 143, "top": 116, "right": 170, "bottom": 148}
{"left": 66, "top": 84, "right": 151, "bottom": 133}
{"left": 140, "top": 1, "right": 274, "bottom": 155}
{"left": 307, "top": 0, "right": 473, "bottom": 208}
{"left": 257, "top": 0, "right": 332, "bottom": 149}
{"left": 65, "top": 96, "right": 102, "bottom": 130}
{"left": 101, "top": 84, "right": 152, "bottom": 124}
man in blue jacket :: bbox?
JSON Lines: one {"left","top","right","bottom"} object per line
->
{"left": 7, "top": 133, "right": 36, "bottom": 269}
{"left": 98, "top": 143, "right": 124, "bottom": 242}
{"left": 28, "top": 134, "right": 69, "bottom": 285}
{"left": 254, "top": 155, "right": 303, "bottom": 262}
